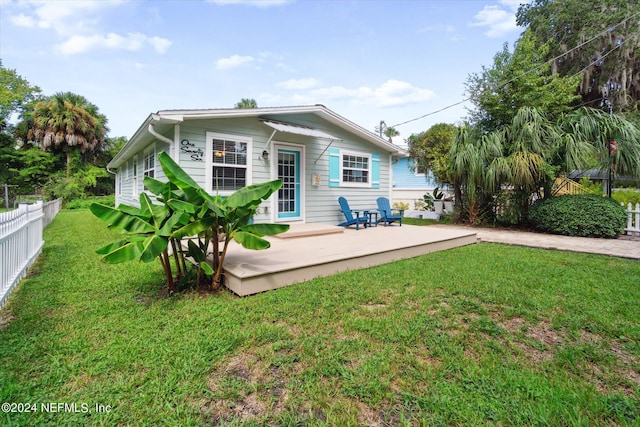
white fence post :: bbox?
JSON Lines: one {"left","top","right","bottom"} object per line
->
{"left": 622, "top": 202, "right": 640, "bottom": 237}
{"left": 0, "top": 199, "right": 61, "bottom": 308}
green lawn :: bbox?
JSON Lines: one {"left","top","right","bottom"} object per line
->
{"left": 1, "top": 210, "right": 639, "bottom": 426}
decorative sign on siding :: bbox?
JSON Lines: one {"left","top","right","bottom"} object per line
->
{"left": 180, "top": 139, "right": 204, "bottom": 162}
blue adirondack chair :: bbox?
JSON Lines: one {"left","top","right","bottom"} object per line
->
{"left": 338, "top": 197, "right": 369, "bottom": 230}
{"left": 376, "top": 197, "right": 403, "bottom": 226}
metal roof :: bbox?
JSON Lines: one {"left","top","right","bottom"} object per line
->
{"left": 260, "top": 119, "right": 342, "bottom": 141}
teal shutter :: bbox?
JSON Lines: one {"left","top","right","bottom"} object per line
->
{"left": 329, "top": 148, "right": 340, "bottom": 188}
{"left": 371, "top": 153, "right": 380, "bottom": 189}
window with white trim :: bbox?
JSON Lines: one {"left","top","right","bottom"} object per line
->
{"left": 132, "top": 155, "right": 138, "bottom": 198}
{"left": 342, "top": 151, "right": 370, "bottom": 185}
{"left": 143, "top": 145, "right": 155, "bottom": 178}
{"left": 211, "top": 136, "right": 249, "bottom": 191}
{"left": 329, "top": 148, "right": 379, "bottom": 189}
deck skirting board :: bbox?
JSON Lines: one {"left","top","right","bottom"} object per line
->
{"left": 222, "top": 230, "right": 476, "bottom": 296}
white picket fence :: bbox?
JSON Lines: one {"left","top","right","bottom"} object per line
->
{"left": 623, "top": 202, "right": 640, "bottom": 237}
{"left": 0, "top": 200, "right": 61, "bottom": 308}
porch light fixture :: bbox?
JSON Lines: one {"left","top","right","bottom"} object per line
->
{"left": 262, "top": 150, "right": 269, "bottom": 160}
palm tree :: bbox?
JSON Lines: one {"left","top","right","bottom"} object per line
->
{"left": 383, "top": 126, "right": 399, "bottom": 142}
{"left": 29, "top": 92, "right": 107, "bottom": 177}
{"left": 559, "top": 107, "right": 640, "bottom": 179}
{"left": 449, "top": 125, "right": 502, "bottom": 223}
{"left": 449, "top": 106, "right": 640, "bottom": 223}
{"left": 234, "top": 98, "right": 258, "bottom": 109}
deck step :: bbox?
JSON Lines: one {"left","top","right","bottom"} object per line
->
{"left": 275, "top": 223, "right": 344, "bottom": 239}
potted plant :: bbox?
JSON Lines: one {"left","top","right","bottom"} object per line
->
{"left": 431, "top": 187, "right": 445, "bottom": 214}
{"left": 408, "top": 192, "right": 439, "bottom": 219}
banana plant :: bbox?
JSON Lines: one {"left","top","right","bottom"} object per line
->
{"left": 91, "top": 151, "right": 289, "bottom": 293}
{"left": 90, "top": 191, "right": 189, "bottom": 292}
{"left": 157, "top": 152, "right": 289, "bottom": 289}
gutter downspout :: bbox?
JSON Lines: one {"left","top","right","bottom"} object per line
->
{"left": 148, "top": 121, "right": 175, "bottom": 145}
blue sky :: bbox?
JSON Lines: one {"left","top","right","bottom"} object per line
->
{"left": 0, "top": 0, "right": 524, "bottom": 144}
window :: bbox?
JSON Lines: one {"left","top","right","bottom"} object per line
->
{"left": 143, "top": 145, "right": 155, "bottom": 178}
{"left": 328, "top": 148, "right": 379, "bottom": 189}
{"left": 207, "top": 133, "right": 251, "bottom": 193}
{"left": 342, "top": 152, "right": 370, "bottom": 185}
{"left": 415, "top": 161, "right": 427, "bottom": 176}
{"left": 132, "top": 155, "right": 138, "bottom": 198}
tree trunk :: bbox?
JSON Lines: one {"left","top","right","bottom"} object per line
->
{"left": 160, "top": 249, "right": 175, "bottom": 293}
{"left": 170, "top": 239, "right": 183, "bottom": 279}
{"left": 212, "top": 239, "right": 229, "bottom": 290}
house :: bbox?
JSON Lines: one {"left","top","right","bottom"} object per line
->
{"left": 107, "top": 105, "right": 404, "bottom": 225}
{"left": 391, "top": 155, "right": 439, "bottom": 210}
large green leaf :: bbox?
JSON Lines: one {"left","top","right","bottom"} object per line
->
{"left": 199, "top": 261, "right": 214, "bottom": 276}
{"left": 90, "top": 203, "right": 155, "bottom": 233}
{"left": 182, "top": 186, "right": 206, "bottom": 205}
{"left": 187, "top": 239, "right": 206, "bottom": 263}
{"left": 172, "top": 217, "right": 215, "bottom": 239}
{"left": 143, "top": 176, "right": 170, "bottom": 196}
{"left": 158, "top": 211, "right": 189, "bottom": 236}
{"left": 158, "top": 152, "right": 202, "bottom": 191}
{"left": 240, "top": 223, "right": 290, "bottom": 237}
{"left": 233, "top": 231, "right": 271, "bottom": 250}
{"left": 167, "top": 198, "right": 198, "bottom": 214}
{"left": 225, "top": 180, "right": 282, "bottom": 208}
{"left": 140, "top": 235, "right": 168, "bottom": 263}
{"left": 117, "top": 203, "right": 147, "bottom": 218}
{"left": 205, "top": 198, "right": 226, "bottom": 217}
{"left": 139, "top": 192, "right": 167, "bottom": 228}
{"left": 102, "top": 240, "right": 144, "bottom": 264}
{"left": 96, "top": 238, "right": 130, "bottom": 255}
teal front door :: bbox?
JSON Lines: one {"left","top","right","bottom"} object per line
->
{"left": 277, "top": 147, "right": 301, "bottom": 220}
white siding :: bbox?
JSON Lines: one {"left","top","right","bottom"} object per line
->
{"left": 114, "top": 115, "right": 393, "bottom": 224}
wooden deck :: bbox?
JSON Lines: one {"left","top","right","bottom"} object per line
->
{"left": 219, "top": 223, "right": 477, "bottom": 296}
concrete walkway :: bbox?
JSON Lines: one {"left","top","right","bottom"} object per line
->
{"left": 433, "top": 225, "right": 640, "bottom": 260}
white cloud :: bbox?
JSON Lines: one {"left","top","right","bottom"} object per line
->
{"left": 265, "top": 79, "right": 435, "bottom": 109}
{"left": 148, "top": 36, "right": 172, "bottom": 54}
{"left": 7, "top": 1, "right": 171, "bottom": 55}
{"left": 309, "top": 79, "right": 434, "bottom": 108}
{"left": 277, "top": 78, "right": 321, "bottom": 90}
{"left": 10, "top": 13, "right": 36, "bottom": 28}
{"left": 207, "top": 0, "right": 292, "bottom": 8}
{"left": 216, "top": 54, "right": 255, "bottom": 70}
{"left": 15, "top": 0, "right": 126, "bottom": 36}
{"left": 499, "top": 0, "right": 525, "bottom": 10}
{"left": 471, "top": 3, "right": 519, "bottom": 38}
{"left": 57, "top": 32, "right": 172, "bottom": 55}
{"left": 276, "top": 62, "right": 295, "bottom": 73}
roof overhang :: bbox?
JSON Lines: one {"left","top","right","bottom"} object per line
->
{"left": 260, "top": 119, "right": 341, "bottom": 141}
{"left": 107, "top": 104, "right": 404, "bottom": 169}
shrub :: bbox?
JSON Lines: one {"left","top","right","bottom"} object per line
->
{"left": 528, "top": 194, "right": 627, "bottom": 238}
{"left": 67, "top": 195, "right": 115, "bottom": 209}
{"left": 393, "top": 201, "right": 409, "bottom": 211}
{"left": 613, "top": 188, "right": 640, "bottom": 206}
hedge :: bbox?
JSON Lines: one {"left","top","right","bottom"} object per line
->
{"left": 528, "top": 194, "right": 627, "bottom": 238}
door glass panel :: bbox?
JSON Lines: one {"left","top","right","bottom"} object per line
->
{"left": 278, "top": 151, "right": 297, "bottom": 214}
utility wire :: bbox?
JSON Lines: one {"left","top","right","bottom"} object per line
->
{"left": 390, "top": 10, "right": 640, "bottom": 130}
